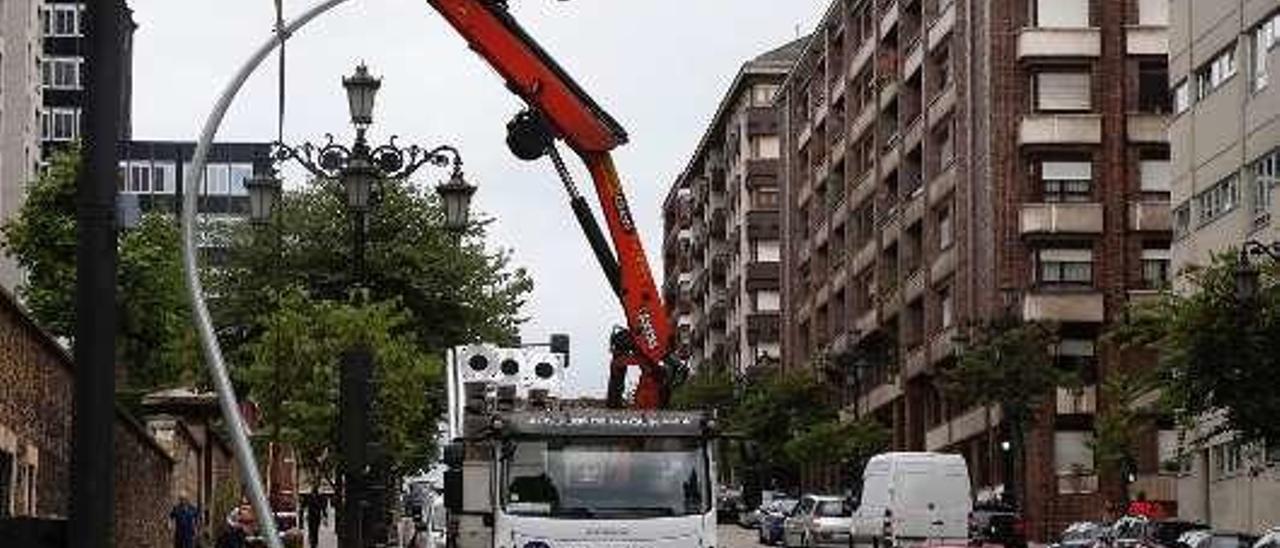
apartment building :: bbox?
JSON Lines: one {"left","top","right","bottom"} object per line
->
{"left": 40, "top": 0, "right": 135, "bottom": 155}
{"left": 1167, "top": 0, "right": 1280, "bottom": 533}
{"left": 778, "top": 0, "right": 1174, "bottom": 537}
{"left": 662, "top": 40, "right": 803, "bottom": 375}
{"left": 0, "top": 0, "right": 43, "bottom": 292}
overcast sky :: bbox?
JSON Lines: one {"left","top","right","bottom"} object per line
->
{"left": 128, "top": 0, "right": 827, "bottom": 395}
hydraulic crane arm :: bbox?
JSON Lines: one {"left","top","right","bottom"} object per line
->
{"left": 426, "top": 0, "right": 678, "bottom": 409}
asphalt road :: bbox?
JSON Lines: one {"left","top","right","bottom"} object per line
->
{"left": 721, "top": 523, "right": 765, "bottom": 548}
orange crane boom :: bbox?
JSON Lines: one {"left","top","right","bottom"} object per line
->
{"left": 426, "top": 0, "right": 679, "bottom": 409}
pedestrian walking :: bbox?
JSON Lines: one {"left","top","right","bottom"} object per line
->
{"left": 168, "top": 493, "right": 201, "bottom": 548}
{"left": 304, "top": 488, "right": 328, "bottom": 548}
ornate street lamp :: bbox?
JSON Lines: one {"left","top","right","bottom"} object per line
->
{"left": 343, "top": 63, "right": 381, "bottom": 129}
{"left": 1235, "top": 240, "right": 1280, "bottom": 302}
{"left": 436, "top": 168, "right": 477, "bottom": 234}
{"left": 245, "top": 172, "right": 283, "bottom": 225}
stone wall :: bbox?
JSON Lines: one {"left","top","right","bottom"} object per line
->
{"left": 113, "top": 417, "right": 174, "bottom": 548}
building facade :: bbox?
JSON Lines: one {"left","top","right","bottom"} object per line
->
{"left": 778, "top": 0, "right": 1174, "bottom": 537}
{"left": 662, "top": 40, "right": 803, "bottom": 375}
{"left": 118, "top": 140, "right": 271, "bottom": 221}
{"left": 40, "top": 0, "right": 135, "bottom": 156}
{"left": 1167, "top": 0, "right": 1280, "bottom": 533}
{"left": 0, "top": 0, "right": 43, "bottom": 291}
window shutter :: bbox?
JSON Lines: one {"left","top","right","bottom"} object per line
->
{"left": 1142, "top": 248, "right": 1171, "bottom": 261}
{"left": 1042, "top": 161, "right": 1092, "bottom": 180}
{"left": 1140, "top": 160, "right": 1171, "bottom": 192}
{"left": 1036, "top": 72, "right": 1092, "bottom": 111}
{"left": 1041, "top": 248, "right": 1093, "bottom": 262}
{"left": 1036, "top": 0, "right": 1089, "bottom": 28}
{"left": 1138, "top": 0, "right": 1168, "bottom": 26}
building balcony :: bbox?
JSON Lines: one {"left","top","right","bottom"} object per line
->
{"left": 925, "top": 405, "right": 998, "bottom": 451}
{"left": 746, "top": 210, "right": 781, "bottom": 239}
{"left": 860, "top": 379, "right": 903, "bottom": 416}
{"left": 1056, "top": 385, "right": 1097, "bottom": 415}
{"left": 903, "top": 269, "right": 926, "bottom": 302}
{"left": 879, "top": 0, "right": 900, "bottom": 40}
{"left": 929, "top": 327, "right": 958, "bottom": 366}
{"left": 852, "top": 102, "right": 877, "bottom": 140}
{"left": 850, "top": 39, "right": 876, "bottom": 79}
{"left": 1019, "top": 114, "right": 1103, "bottom": 146}
{"left": 854, "top": 240, "right": 878, "bottom": 272}
{"left": 745, "top": 158, "right": 779, "bottom": 189}
{"left": 1016, "top": 27, "right": 1101, "bottom": 60}
{"left": 904, "top": 346, "right": 929, "bottom": 380}
{"left": 1019, "top": 202, "right": 1104, "bottom": 236}
{"left": 746, "top": 312, "right": 781, "bottom": 344}
{"left": 1127, "top": 113, "right": 1168, "bottom": 144}
{"left": 903, "top": 191, "right": 926, "bottom": 226}
{"left": 903, "top": 116, "right": 925, "bottom": 152}
{"left": 927, "top": 163, "right": 956, "bottom": 207}
{"left": 744, "top": 261, "right": 781, "bottom": 291}
{"left": 1128, "top": 200, "right": 1171, "bottom": 232}
{"left": 1130, "top": 474, "right": 1177, "bottom": 502}
{"left": 931, "top": 245, "right": 956, "bottom": 281}
{"left": 798, "top": 118, "right": 814, "bottom": 148}
{"left": 854, "top": 308, "right": 878, "bottom": 335}
{"left": 1022, "top": 291, "right": 1105, "bottom": 323}
{"left": 747, "top": 107, "right": 778, "bottom": 136}
{"left": 903, "top": 40, "right": 925, "bottom": 79}
{"left": 927, "top": 1, "right": 955, "bottom": 51}
{"left": 927, "top": 85, "right": 957, "bottom": 127}
{"left": 1125, "top": 25, "right": 1168, "bottom": 56}
{"left": 880, "top": 80, "right": 901, "bottom": 111}
{"left": 1127, "top": 289, "right": 1162, "bottom": 307}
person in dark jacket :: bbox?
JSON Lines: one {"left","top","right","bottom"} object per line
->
{"left": 304, "top": 489, "right": 328, "bottom": 548}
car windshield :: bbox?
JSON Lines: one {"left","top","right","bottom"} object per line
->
{"left": 816, "top": 500, "right": 850, "bottom": 517}
{"left": 777, "top": 500, "right": 799, "bottom": 514}
{"left": 501, "top": 437, "right": 709, "bottom": 519}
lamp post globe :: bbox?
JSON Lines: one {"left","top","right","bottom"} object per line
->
{"left": 342, "top": 156, "right": 378, "bottom": 213}
{"left": 245, "top": 172, "right": 282, "bottom": 224}
{"left": 436, "top": 169, "right": 477, "bottom": 234}
{"left": 343, "top": 63, "right": 381, "bottom": 129}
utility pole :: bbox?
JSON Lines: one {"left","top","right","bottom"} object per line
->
{"left": 68, "top": 0, "right": 124, "bottom": 545}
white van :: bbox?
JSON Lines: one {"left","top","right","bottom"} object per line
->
{"left": 851, "top": 452, "right": 972, "bottom": 548}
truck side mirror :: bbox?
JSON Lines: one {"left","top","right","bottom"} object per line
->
{"left": 550, "top": 334, "right": 570, "bottom": 367}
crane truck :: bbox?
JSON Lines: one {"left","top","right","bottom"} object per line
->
{"left": 424, "top": 1, "right": 720, "bottom": 547}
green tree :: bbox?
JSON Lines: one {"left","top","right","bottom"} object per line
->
{"left": 243, "top": 289, "right": 444, "bottom": 486}
{"left": 1089, "top": 367, "right": 1158, "bottom": 506}
{"left": 729, "top": 366, "right": 837, "bottom": 488}
{"left": 943, "top": 318, "right": 1070, "bottom": 507}
{"left": 211, "top": 178, "right": 533, "bottom": 361}
{"left": 783, "top": 417, "right": 888, "bottom": 481}
{"left": 0, "top": 146, "right": 199, "bottom": 389}
{"left": 1111, "top": 251, "right": 1280, "bottom": 445}
{"left": 670, "top": 368, "right": 737, "bottom": 413}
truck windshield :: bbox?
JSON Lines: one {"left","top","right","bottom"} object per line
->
{"left": 502, "top": 437, "right": 709, "bottom": 519}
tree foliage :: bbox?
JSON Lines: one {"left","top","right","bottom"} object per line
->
{"left": 1111, "top": 251, "right": 1280, "bottom": 445}
{"left": 243, "top": 289, "right": 443, "bottom": 482}
{"left": 783, "top": 417, "right": 888, "bottom": 469}
{"left": 942, "top": 318, "right": 1070, "bottom": 424}
{"left": 0, "top": 146, "right": 199, "bottom": 388}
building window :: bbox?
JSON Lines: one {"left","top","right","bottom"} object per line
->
{"left": 1197, "top": 45, "right": 1237, "bottom": 100}
{"left": 1034, "top": 71, "right": 1092, "bottom": 112}
{"left": 40, "top": 108, "right": 79, "bottom": 142}
{"left": 1036, "top": 247, "right": 1094, "bottom": 288}
{"left": 1254, "top": 148, "right": 1279, "bottom": 216}
{"left": 1032, "top": 0, "right": 1090, "bottom": 28}
{"left": 1172, "top": 79, "right": 1191, "bottom": 114}
{"left": 937, "top": 204, "right": 954, "bottom": 250}
{"left": 1142, "top": 248, "right": 1171, "bottom": 288}
{"left": 755, "top": 290, "right": 781, "bottom": 312}
{"left": 1254, "top": 12, "right": 1279, "bottom": 91}
{"left": 750, "top": 135, "right": 781, "bottom": 159}
{"left": 42, "top": 57, "right": 82, "bottom": 90}
{"left": 1140, "top": 157, "right": 1171, "bottom": 197}
{"left": 1040, "top": 160, "right": 1093, "bottom": 202}
{"left": 1173, "top": 202, "right": 1191, "bottom": 239}
{"left": 41, "top": 4, "right": 83, "bottom": 37}
{"left": 752, "top": 84, "right": 779, "bottom": 107}
{"left": 1138, "top": 62, "right": 1171, "bottom": 113}
{"left": 1195, "top": 175, "right": 1240, "bottom": 226}
{"left": 752, "top": 189, "right": 780, "bottom": 208}
{"left": 1137, "top": 0, "right": 1168, "bottom": 26}
{"left": 939, "top": 286, "right": 954, "bottom": 329}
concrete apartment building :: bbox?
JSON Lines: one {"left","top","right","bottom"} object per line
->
{"left": 777, "top": 0, "right": 1175, "bottom": 536}
{"left": 1167, "top": 0, "right": 1280, "bottom": 533}
{"left": 0, "top": 0, "right": 43, "bottom": 292}
{"left": 662, "top": 41, "right": 803, "bottom": 375}
{"left": 40, "top": 0, "right": 135, "bottom": 157}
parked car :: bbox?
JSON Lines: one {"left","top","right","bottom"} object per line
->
{"left": 759, "top": 498, "right": 799, "bottom": 545}
{"left": 852, "top": 453, "right": 972, "bottom": 548}
{"left": 1114, "top": 517, "right": 1207, "bottom": 548}
{"left": 971, "top": 502, "right": 1027, "bottom": 548}
{"left": 1052, "top": 521, "right": 1110, "bottom": 548}
{"left": 782, "top": 494, "right": 852, "bottom": 548}
{"left": 1177, "top": 531, "right": 1258, "bottom": 548}
{"left": 1254, "top": 528, "right": 1280, "bottom": 548}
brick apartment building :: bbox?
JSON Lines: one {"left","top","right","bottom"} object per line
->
{"left": 662, "top": 40, "right": 804, "bottom": 375}
{"left": 776, "top": 0, "right": 1175, "bottom": 537}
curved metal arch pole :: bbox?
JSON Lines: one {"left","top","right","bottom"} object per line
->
{"left": 182, "top": 1, "right": 350, "bottom": 546}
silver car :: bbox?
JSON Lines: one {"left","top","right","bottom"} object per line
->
{"left": 782, "top": 494, "right": 852, "bottom": 548}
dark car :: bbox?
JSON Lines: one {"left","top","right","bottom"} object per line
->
{"left": 1114, "top": 517, "right": 1208, "bottom": 548}
{"left": 972, "top": 502, "right": 1027, "bottom": 548}
{"left": 1178, "top": 531, "right": 1258, "bottom": 548}
{"left": 1053, "top": 522, "right": 1110, "bottom": 548}
{"left": 759, "top": 498, "right": 799, "bottom": 545}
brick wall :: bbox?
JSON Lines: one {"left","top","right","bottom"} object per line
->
{"left": 0, "top": 288, "right": 175, "bottom": 546}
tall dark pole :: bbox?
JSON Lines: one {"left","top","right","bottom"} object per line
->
{"left": 69, "top": 1, "right": 123, "bottom": 545}
{"left": 342, "top": 201, "right": 372, "bottom": 548}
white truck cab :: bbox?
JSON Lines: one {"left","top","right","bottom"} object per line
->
{"left": 851, "top": 452, "right": 972, "bottom": 548}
